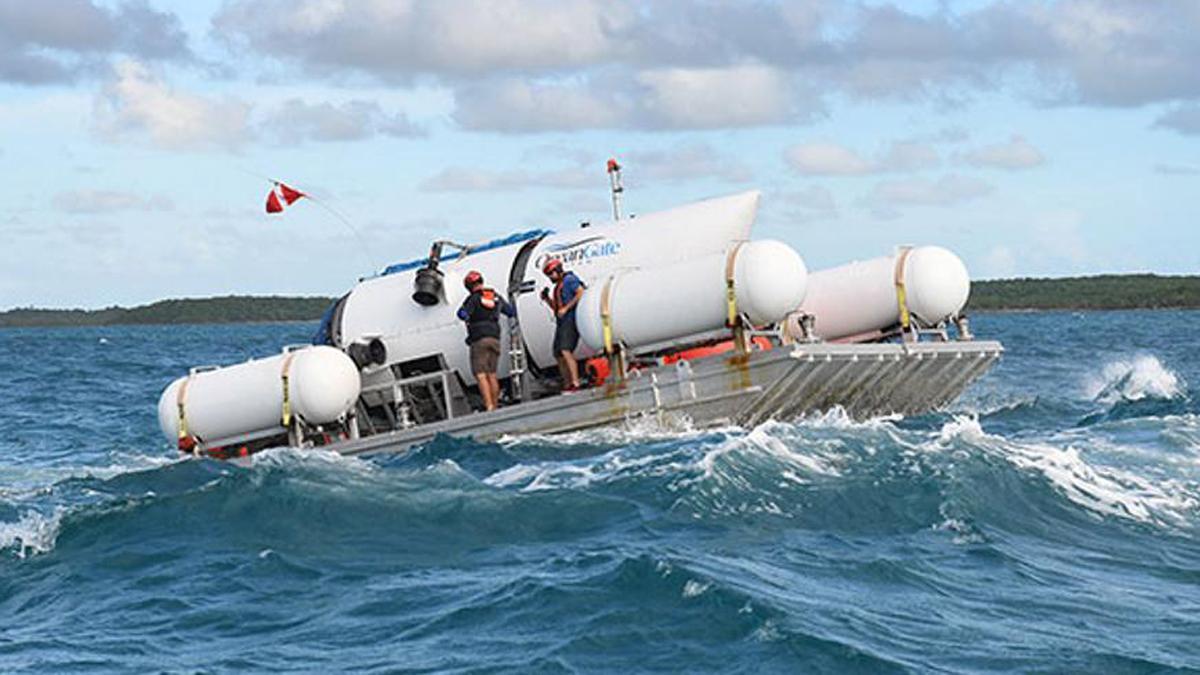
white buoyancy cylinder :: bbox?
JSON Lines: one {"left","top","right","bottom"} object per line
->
{"left": 157, "top": 345, "right": 361, "bottom": 445}
{"left": 800, "top": 246, "right": 970, "bottom": 340}
{"left": 576, "top": 239, "right": 807, "bottom": 352}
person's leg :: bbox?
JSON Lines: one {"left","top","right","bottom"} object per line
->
{"left": 474, "top": 371, "right": 492, "bottom": 410}
{"left": 480, "top": 373, "right": 492, "bottom": 410}
{"left": 561, "top": 351, "right": 580, "bottom": 389}
{"left": 477, "top": 338, "right": 500, "bottom": 410}
{"left": 485, "top": 374, "right": 500, "bottom": 410}
{"left": 559, "top": 319, "right": 582, "bottom": 389}
{"left": 552, "top": 322, "right": 569, "bottom": 390}
{"left": 554, "top": 353, "right": 567, "bottom": 385}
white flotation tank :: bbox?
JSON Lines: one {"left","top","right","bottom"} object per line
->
{"left": 157, "top": 345, "right": 361, "bottom": 446}
{"left": 800, "top": 245, "right": 970, "bottom": 341}
{"left": 576, "top": 239, "right": 808, "bottom": 352}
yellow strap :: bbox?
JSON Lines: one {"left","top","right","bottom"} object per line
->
{"left": 893, "top": 246, "right": 914, "bottom": 329}
{"left": 724, "top": 242, "right": 745, "bottom": 327}
{"left": 600, "top": 276, "right": 615, "bottom": 354}
{"left": 281, "top": 352, "right": 297, "bottom": 427}
{"left": 176, "top": 375, "right": 193, "bottom": 440}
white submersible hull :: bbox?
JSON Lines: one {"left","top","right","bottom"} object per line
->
{"left": 158, "top": 190, "right": 1001, "bottom": 459}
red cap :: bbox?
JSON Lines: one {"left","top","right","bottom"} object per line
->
{"left": 463, "top": 270, "right": 483, "bottom": 288}
{"left": 607, "top": 158, "right": 620, "bottom": 172}
{"left": 542, "top": 258, "right": 563, "bottom": 275}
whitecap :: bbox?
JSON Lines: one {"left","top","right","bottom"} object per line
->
{"left": 0, "top": 508, "right": 65, "bottom": 559}
{"left": 932, "top": 416, "right": 1199, "bottom": 527}
{"left": 682, "top": 579, "right": 711, "bottom": 598}
{"left": 1085, "top": 355, "right": 1185, "bottom": 403}
{"left": 497, "top": 416, "right": 733, "bottom": 448}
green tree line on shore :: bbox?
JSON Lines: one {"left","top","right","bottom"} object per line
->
{"left": 967, "top": 274, "right": 1200, "bottom": 311}
{"left": 0, "top": 296, "right": 336, "bottom": 328}
{"left": 2, "top": 275, "right": 1198, "bottom": 328}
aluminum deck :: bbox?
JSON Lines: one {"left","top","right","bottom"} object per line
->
{"left": 330, "top": 339, "right": 1003, "bottom": 458}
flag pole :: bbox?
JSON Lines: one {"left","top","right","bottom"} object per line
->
{"left": 259, "top": 175, "right": 380, "bottom": 274}
{"left": 301, "top": 193, "right": 380, "bottom": 273}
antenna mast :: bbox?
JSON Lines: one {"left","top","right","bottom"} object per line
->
{"left": 607, "top": 158, "right": 623, "bottom": 220}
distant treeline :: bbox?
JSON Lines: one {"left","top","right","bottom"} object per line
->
{"left": 2, "top": 275, "right": 1198, "bottom": 327}
{"left": 0, "top": 296, "right": 336, "bottom": 328}
{"left": 968, "top": 274, "right": 1200, "bottom": 311}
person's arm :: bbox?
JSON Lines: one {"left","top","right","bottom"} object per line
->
{"left": 500, "top": 295, "right": 516, "bottom": 318}
{"left": 456, "top": 296, "right": 471, "bottom": 321}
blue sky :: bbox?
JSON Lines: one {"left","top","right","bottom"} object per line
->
{"left": 1, "top": 0, "right": 1198, "bottom": 309}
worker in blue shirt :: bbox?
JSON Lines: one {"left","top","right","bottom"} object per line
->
{"left": 457, "top": 270, "right": 515, "bottom": 411}
{"left": 539, "top": 258, "right": 583, "bottom": 391}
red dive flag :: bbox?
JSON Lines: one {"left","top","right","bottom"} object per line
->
{"left": 279, "top": 182, "right": 305, "bottom": 205}
{"left": 265, "top": 181, "right": 306, "bottom": 214}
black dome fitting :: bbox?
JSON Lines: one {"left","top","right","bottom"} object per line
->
{"left": 412, "top": 241, "right": 446, "bottom": 306}
{"left": 346, "top": 338, "right": 388, "bottom": 369}
{"left": 412, "top": 267, "right": 444, "bottom": 306}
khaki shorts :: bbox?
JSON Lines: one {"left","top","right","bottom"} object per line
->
{"left": 469, "top": 337, "right": 501, "bottom": 374}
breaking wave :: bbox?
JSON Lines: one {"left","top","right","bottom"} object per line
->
{"left": 0, "top": 508, "right": 64, "bottom": 559}
{"left": 1087, "top": 354, "right": 1186, "bottom": 404}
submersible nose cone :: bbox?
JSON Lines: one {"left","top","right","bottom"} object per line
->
{"left": 412, "top": 267, "right": 444, "bottom": 306}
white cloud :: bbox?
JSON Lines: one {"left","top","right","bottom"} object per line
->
{"left": 0, "top": 0, "right": 190, "bottom": 85}
{"left": 213, "top": 0, "right": 633, "bottom": 78}
{"left": 880, "top": 141, "right": 942, "bottom": 172}
{"left": 92, "top": 63, "right": 425, "bottom": 150}
{"left": 635, "top": 65, "right": 804, "bottom": 129}
{"left": 785, "top": 140, "right": 940, "bottom": 176}
{"left": 453, "top": 78, "right": 630, "bottom": 132}
{"left": 212, "top": 1, "right": 1200, "bottom": 132}
{"left": 783, "top": 186, "right": 837, "bottom": 213}
{"left": 453, "top": 65, "right": 812, "bottom": 132}
{"left": 867, "top": 174, "right": 993, "bottom": 215}
{"left": 961, "top": 135, "right": 1045, "bottom": 169}
{"left": 262, "top": 98, "right": 423, "bottom": 142}
{"left": 775, "top": 185, "right": 839, "bottom": 223}
{"left": 421, "top": 166, "right": 594, "bottom": 192}
{"left": 422, "top": 142, "right": 750, "bottom": 192}
{"left": 624, "top": 143, "right": 754, "bottom": 184}
{"left": 1153, "top": 105, "right": 1200, "bottom": 135}
{"left": 94, "top": 60, "right": 251, "bottom": 150}
{"left": 785, "top": 142, "right": 875, "bottom": 176}
{"left": 52, "top": 189, "right": 174, "bottom": 214}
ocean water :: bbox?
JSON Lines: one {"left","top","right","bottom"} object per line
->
{"left": 1, "top": 311, "right": 1198, "bottom": 673}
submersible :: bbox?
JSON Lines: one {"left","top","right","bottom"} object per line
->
{"left": 157, "top": 178, "right": 1001, "bottom": 459}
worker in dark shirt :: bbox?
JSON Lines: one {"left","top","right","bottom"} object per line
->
{"left": 457, "top": 270, "right": 515, "bottom": 411}
{"left": 539, "top": 258, "right": 583, "bottom": 391}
